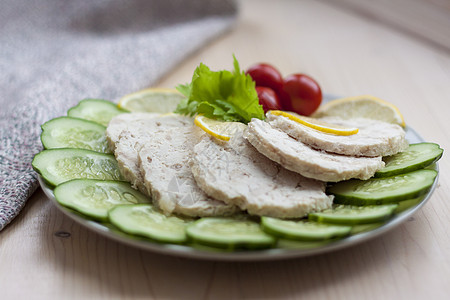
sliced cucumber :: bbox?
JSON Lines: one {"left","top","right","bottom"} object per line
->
{"left": 350, "top": 223, "right": 385, "bottom": 235}
{"left": 329, "top": 169, "right": 437, "bottom": 205}
{"left": 41, "top": 116, "right": 110, "bottom": 153}
{"left": 189, "top": 242, "right": 232, "bottom": 252}
{"left": 308, "top": 204, "right": 398, "bottom": 225}
{"left": 276, "top": 239, "right": 333, "bottom": 249}
{"left": 376, "top": 143, "right": 443, "bottom": 177}
{"left": 32, "top": 148, "right": 124, "bottom": 187}
{"left": 67, "top": 98, "right": 126, "bottom": 126}
{"left": 261, "top": 217, "right": 351, "bottom": 241}
{"left": 186, "top": 217, "right": 275, "bottom": 250}
{"left": 394, "top": 197, "right": 423, "bottom": 213}
{"left": 109, "top": 204, "right": 192, "bottom": 244}
{"left": 54, "top": 179, "right": 150, "bottom": 221}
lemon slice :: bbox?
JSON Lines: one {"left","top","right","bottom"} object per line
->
{"left": 194, "top": 115, "right": 247, "bottom": 141}
{"left": 312, "top": 95, "right": 405, "bottom": 127}
{"left": 118, "top": 88, "right": 185, "bottom": 113}
{"left": 269, "top": 110, "right": 359, "bottom": 136}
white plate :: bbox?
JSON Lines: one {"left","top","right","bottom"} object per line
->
{"left": 38, "top": 124, "right": 439, "bottom": 261}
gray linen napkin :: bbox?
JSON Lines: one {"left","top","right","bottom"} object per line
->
{"left": 0, "top": 0, "right": 237, "bottom": 231}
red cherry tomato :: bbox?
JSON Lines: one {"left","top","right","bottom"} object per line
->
{"left": 255, "top": 86, "right": 282, "bottom": 113}
{"left": 246, "top": 63, "right": 283, "bottom": 93}
{"left": 280, "top": 74, "right": 322, "bottom": 116}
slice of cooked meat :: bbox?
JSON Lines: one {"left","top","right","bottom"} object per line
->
{"left": 106, "top": 112, "right": 160, "bottom": 151}
{"left": 244, "top": 118, "right": 385, "bottom": 182}
{"left": 267, "top": 112, "right": 408, "bottom": 157}
{"left": 108, "top": 114, "right": 192, "bottom": 195}
{"left": 114, "top": 130, "right": 150, "bottom": 195}
{"left": 190, "top": 130, "right": 333, "bottom": 218}
{"left": 138, "top": 125, "right": 239, "bottom": 217}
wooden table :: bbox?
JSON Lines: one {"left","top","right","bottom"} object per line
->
{"left": 1, "top": 0, "right": 449, "bottom": 299}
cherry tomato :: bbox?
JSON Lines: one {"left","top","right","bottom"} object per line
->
{"left": 246, "top": 63, "right": 283, "bottom": 93}
{"left": 255, "top": 86, "right": 282, "bottom": 113}
{"left": 280, "top": 74, "right": 322, "bottom": 116}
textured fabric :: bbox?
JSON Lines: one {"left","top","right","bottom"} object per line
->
{"left": 0, "top": 0, "right": 237, "bottom": 231}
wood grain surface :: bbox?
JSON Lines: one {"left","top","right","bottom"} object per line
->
{"left": 322, "top": 0, "right": 450, "bottom": 53}
{"left": 1, "top": 0, "right": 450, "bottom": 299}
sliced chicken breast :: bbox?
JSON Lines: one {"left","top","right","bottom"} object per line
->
{"left": 106, "top": 112, "right": 160, "bottom": 151}
{"left": 267, "top": 112, "right": 408, "bottom": 157}
{"left": 138, "top": 125, "right": 239, "bottom": 217}
{"left": 244, "top": 118, "right": 385, "bottom": 182}
{"left": 191, "top": 130, "right": 333, "bottom": 218}
{"left": 107, "top": 113, "right": 192, "bottom": 195}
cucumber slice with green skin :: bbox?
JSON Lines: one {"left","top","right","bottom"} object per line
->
{"left": 350, "top": 223, "right": 385, "bottom": 235}
{"left": 41, "top": 116, "right": 110, "bottom": 153}
{"left": 394, "top": 197, "right": 422, "bottom": 213}
{"left": 261, "top": 217, "right": 351, "bottom": 241}
{"left": 375, "top": 143, "right": 443, "bottom": 177}
{"left": 54, "top": 179, "right": 150, "bottom": 221}
{"left": 276, "top": 239, "right": 333, "bottom": 249}
{"left": 308, "top": 204, "right": 398, "bottom": 225}
{"left": 32, "top": 148, "right": 124, "bottom": 187}
{"left": 67, "top": 98, "right": 126, "bottom": 126}
{"left": 109, "top": 204, "right": 192, "bottom": 244}
{"left": 186, "top": 217, "right": 276, "bottom": 250}
{"left": 329, "top": 169, "right": 437, "bottom": 206}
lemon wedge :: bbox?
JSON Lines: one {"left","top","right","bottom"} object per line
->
{"left": 194, "top": 115, "right": 247, "bottom": 141}
{"left": 118, "top": 88, "right": 185, "bottom": 113}
{"left": 312, "top": 95, "right": 405, "bottom": 127}
{"left": 269, "top": 110, "right": 359, "bottom": 136}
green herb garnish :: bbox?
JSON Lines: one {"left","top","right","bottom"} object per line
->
{"left": 174, "top": 56, "right": 264, "bottom": 123}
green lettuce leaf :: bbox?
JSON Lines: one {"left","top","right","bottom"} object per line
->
{"left": 174, "top": 56, "right": 264, "bottom": 123}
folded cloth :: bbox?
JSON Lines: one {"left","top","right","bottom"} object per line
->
{"left": 0, "top": 0, "right": 237, "bottom": 231}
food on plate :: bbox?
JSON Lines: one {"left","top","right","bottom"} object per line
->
{"left": 32, "top": 148, "right": 124, "bottom": 187}
{"left": 244, "top": 118, "right": 385, "bottom": 182}
{"left": 267, "top": 112, "right": 408, "bottom": 157}
{"left": 312, "top": 95, "right": 405, "bottom": 127}
{"left": 106, "top": 112, "right": 161, "bottom": 150}
{"left": 246, "top": 63, "right": 322, "bottom": 116}
{"left": 54, "top": 179, "right": 150, "bottom": 221}
{"left": 329, "top": 169, "right": 438, "bottom": 205}
{"left": 107, "top": 112, "right": 237, "bottom": 217}
{"left": 186, "top": 217, "right": 276, "bottom": 249}
{"left": 107, "top": 113, "right": 191, "bottom": 194}
{"left": 194, "top": 114, "right": 247, "bottom": 141}
{"left": 138, "top": 125, "right": 238, "bottom": 217}
{"left": 308, "top": 204, "right": 398, "bottom": 225}
{"left": 245, "top": 63, "right": 283, "bottom": 93}
{"left": 190, "top": 129, "right": 333, "bottom": 218}
{"left": 175, "top": 56, "right": 264, "bottom": 123}
{"left": 255, "top": 86, "right": 282, "bottom": 112}
{"left": 279, "top": 73, "right": 322, "bottom": 116}
{"left": 261, "top": 217, "right": 352, "bottom": 241}
{"left": 32, "top": 57, "right": 444, "bottom": 253}
{"left": 41, "top": 116, "right": 111, "bottom": 153}
{"left": 375, "top": 143, "right": 443, "bottom": 177}
{"left": 118, "top": 88, "right": 184, "bottom": 113}
{"left": 349, "top": 223, "right": 385, "bottom": 235}
{"left": 68, "top": 98, "right": 127, "bottom": 126}
{"left": 276, "top": 238, "right": 335, "bottom": 249}
{"left": 109, "top": 204, "right": 193, "bottom": 244}
{"left": 268, "top": 110, "right": 359, "bottom": 136}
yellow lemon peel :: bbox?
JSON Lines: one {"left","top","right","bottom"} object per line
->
{"left": 269, "top": 110, "right": 359, "bottom": 136}
{"left": 194, "top": 115, "right": 247, "bottom": 141}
